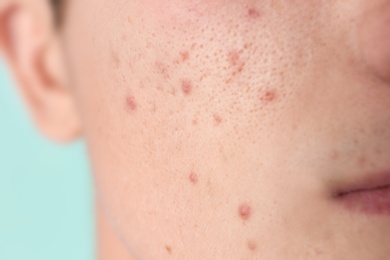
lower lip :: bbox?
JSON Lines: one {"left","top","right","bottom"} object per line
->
{"left": 335, "top": 185, "right": 390, "bottom": 215}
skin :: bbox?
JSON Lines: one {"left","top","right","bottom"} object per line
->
{"left": 1, "top": 0, "right": 390, "bottom": 259}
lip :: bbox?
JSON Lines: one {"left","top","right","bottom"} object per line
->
{"left": 332, "top": 171, "right": 390, "bottom": 215}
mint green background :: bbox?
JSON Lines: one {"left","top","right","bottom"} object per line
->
{"left": 0, "top": 61, "right": 95, "bottom": 260}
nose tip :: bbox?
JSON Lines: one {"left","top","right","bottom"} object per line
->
{"left": 359, "top": 2, "right": 390, "bottom": 83}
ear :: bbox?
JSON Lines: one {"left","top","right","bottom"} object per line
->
{"left": 0, "top": 1, "right": 81, "bottom": 142}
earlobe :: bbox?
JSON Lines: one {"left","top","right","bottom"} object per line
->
{"left": 0, "top": 2, "right": 81, "bottom": 142}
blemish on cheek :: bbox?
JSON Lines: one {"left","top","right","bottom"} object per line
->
{"left": 259, "top": 89, "right": 277, "bottom": 103}
{"left": 189, "top": 172, "right": 199, "bottom": 184}
{"left": 155, "top": 61, "right": 171, "bottom": 80}
{"left": 181, "top": 80, "right": 193, "bottom": 95}
{"left": 213, "top": 114, "right": 223, "bottom": 126}
{"left": 111, "top": 50, "right": 121, "bottom": 69}
{"left": 226, "top": 50, "right": 246, "bottom": 82}
{"left": 247, "top": 240, "right": 257, "bottom": 251}
{"left": 174, "top": 51, "right": 190, "bottom": 65}
{"left": 238, "top": 204, "right": 252, "bottom": 221}
{"left": 126, "top": 95, "right": 138, "bottom": 112}
{"left": 228, "top": 50, "right": 242, "bottom": 67}
{"left": 247, "top": 8, "right": 261, "bottom": 19}
{"left": 180, "top": 51, "right": 190, "bottom": 62}
{"left": 165, "top": 245, "right": 172, "bottom": 254}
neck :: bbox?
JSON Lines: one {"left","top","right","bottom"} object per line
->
{"left": 96, "top": 204, "right": 135, "bottom": 260}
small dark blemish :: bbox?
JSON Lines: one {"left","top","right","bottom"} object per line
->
{"left": 189, "top": 172, "right": 199, "bottom": 184}
{"left": 126, "top": 95, "right": 138, "bottom": 112}
{"left": 165, "top": 245, "right": 172, "bottom": 254}
{"left": 239, "top": 204, "right": 252, "bottom": 221}
{"left": 181, "top": 80, "right": 193, "bottom": 95}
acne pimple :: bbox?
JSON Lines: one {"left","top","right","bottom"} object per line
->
{"left": 180, "top": 51, "right": 190, "bottom": 62}
{"left": 181, "top": 80, "right": 193, "bottom": 95}
{"left": 228, "top": 50, "right": 242, "bottom": 67}
{"left": 247, "top": 8, "right": 261, "bottom": 19}
{"left": 259, "top": 89, "right": 277, "bottom": 103}
{"left": 239, "top": 204, "right": 252, "bottom": 220}
{"left": 247, "top": 240, "right": 257, "bottom": 251}
{"left": 213, "top": 114, "right": 223, "bottom": 126}
{"left": 189, "top": 172, "right": 199, "bottom": 184}
{"left": 227, "top": 50, "right": 246, "bottom": 78}
{"left": 126, "top": 95, "right": 138, "bottom": 111}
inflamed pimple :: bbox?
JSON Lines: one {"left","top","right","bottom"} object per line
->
{"left": 238, "top": 204, "right": 252, "bottom": 220}
{"left": 247, "top": 240, "right": 257, "bottom": 251}
{"left": 189, "top": 172, "right": 199, "bottom": 184}
{"left": 181, "top": 79, "right": 193, "bottom": 95}
{"left": 247, "top": 8, "right": 261, "bottom": 19}
{"left": 180, "top": 51, "right": 190, "bottom": 62}
{"left": 213, "top": 114, "right": 223, "bottom": 126}
{"left": 125, "top": 95, "right": 138, "bottom": 111}
{"left": 259, "top": 89, "right": 277, "bottom": 103}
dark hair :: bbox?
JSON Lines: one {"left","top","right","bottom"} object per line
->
{"left": 51, "top": 0, "right": 64, "bottom": 26}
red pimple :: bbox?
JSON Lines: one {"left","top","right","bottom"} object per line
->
{"left": 239, "top": 204, "right": 252, "bottom": 220}
{"left": 181, "top": 80, "right": 193, "bottom": 95}
{"left": 259, "top": 89, "right": 277, "bottom": 103}
{"left": 213, "top": 114, "right": 223, "bottom": 126}
{"left": 228, "top": 50, "right": 241, "bottom": 67}
{"left": 126, "top": 95, "right": 138, "bottom": 111}
{"left": 189, "top": 172, "right": 199, "bottom": 184}
{"left": 247, "top": 240, "right": 257, "bottom": 251}
{"left": 248, "top": 8, "right": 261, "bottom": 19}
{"left": 180, "top": 51, "right": 190, "bottom": 62}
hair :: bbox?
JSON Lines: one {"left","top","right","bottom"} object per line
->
{"left": 51, "top": 0, "right": 64, "bottom": 27}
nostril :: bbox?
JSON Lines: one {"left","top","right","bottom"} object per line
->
{"left": 359, "top": 2, "right": 390, "bottom": 83}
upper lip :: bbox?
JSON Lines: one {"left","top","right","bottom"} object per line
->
{"left": 332, "top": 171, "right": 390, "bottom": 198}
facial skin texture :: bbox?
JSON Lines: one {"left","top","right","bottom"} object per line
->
{"left": 2, "top": 0, "right": 390, "bottom": 259}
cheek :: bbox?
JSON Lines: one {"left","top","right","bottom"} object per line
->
{"left": 114, "top": 0, "right": 290, "bottom": 125}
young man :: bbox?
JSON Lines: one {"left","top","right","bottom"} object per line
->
{"left": 1, "top": 0, "right": 390, "bottom": 259}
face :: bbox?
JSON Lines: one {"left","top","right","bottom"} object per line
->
{"left": 10, "top": 0, "right": 390, "bottom": 259}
